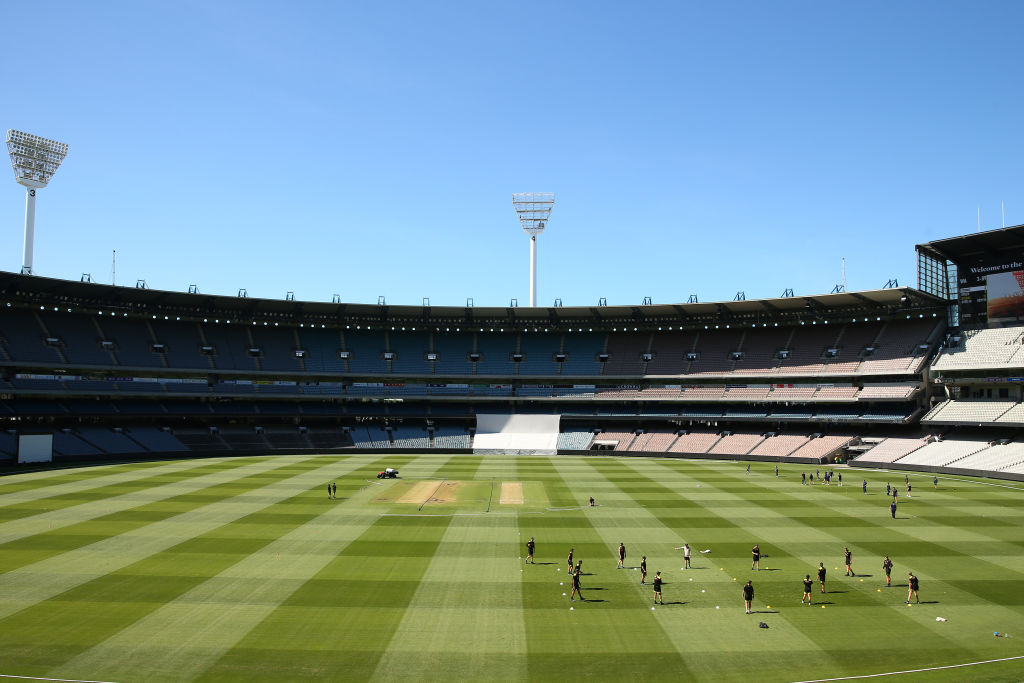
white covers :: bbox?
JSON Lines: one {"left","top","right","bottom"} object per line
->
{"left": 473, "top": 414, "right": 560, "bottom": 454}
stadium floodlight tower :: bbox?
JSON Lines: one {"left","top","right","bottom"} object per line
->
{"left": 512, "top": 192, "right": 554, "bottom": 307}
{"left": 6, "top": 130, "right": 69, "bottom": 275}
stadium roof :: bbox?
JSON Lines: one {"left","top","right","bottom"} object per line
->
{"left": 0, "top": 271, "right": 947, "bottom": 330}
{"left": 916, "top": 223, "right": 1024, "bottom": 263}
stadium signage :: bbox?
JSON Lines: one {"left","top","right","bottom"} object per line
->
{"left": 969, "top": 261, "right": 1023, "bottom": 274}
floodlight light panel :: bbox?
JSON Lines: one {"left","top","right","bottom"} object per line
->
{"left": 7, "top": 129, "right": 68, "bottom": 188}
{"left": 512, "top": 192, "right": 555, "bottom": 236}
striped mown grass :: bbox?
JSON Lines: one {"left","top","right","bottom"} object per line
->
{"left": 0, "top": 454, "right": 1023, "bottom": 682}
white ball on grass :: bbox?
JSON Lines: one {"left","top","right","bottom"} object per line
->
{"left": 716, "top": 606, "right": 720, "bottom": 609}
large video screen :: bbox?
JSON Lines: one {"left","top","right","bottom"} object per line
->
{"left": 957, "top": 256, "right": 1024, "bottom": 327}
{"left": 986, "top": 270, "right": 1024, "bottom": 324}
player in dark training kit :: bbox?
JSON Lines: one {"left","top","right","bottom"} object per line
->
{"left": 883, "top": 555, "right": 893, "bottom": 586}
{"left": 817, "top": 562, "right": 827, "bottom": 593}
{"left": 890, "top": 500, "right": 897, "bottom": 519}
{"left": 617, "top": 542, "right": 626, "bottom": 569}
{"left": 526, "top": 537, "right": 535, "bottom": 564}
{"left": 567, "top": 547, "right": 574, "bottom": 573}
{"left": 906, "top": 572, "right": 920, "bottom": 603}
{"left": 743, "top": 580, "right": 754, "bottom": 614}
{"left": 640, "top": 555, "right": 647, "bottom": 584}
{"left": 844, "top": 547, "right": 854, "bottom": 576}
{"left": 751, "top": 544, "right": 760, "bottom": 571}
{"left": 802, "top": 575, "right": 813, "bottom": 605}
{"left": 653, "top": 571, "right": 663, "bottom": 604}
{"left": 570, "top": 566, "right": 584, "bottom": 602}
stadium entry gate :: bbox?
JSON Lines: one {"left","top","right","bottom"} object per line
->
{"left": 473, "top": 414, "right": 559, "bottom": 455}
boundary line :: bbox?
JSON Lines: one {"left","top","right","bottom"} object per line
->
{"left": 0, "top": 675, "right": 120, "bottom": 683}
{"left": 790, "top": 653, "right": 1024, "bottom": 682}
{"left": 858, "top": 467, "right": 1024, "bottom": 491}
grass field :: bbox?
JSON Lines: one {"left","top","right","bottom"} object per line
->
{"left": 1, "top": 453, "right": 1023, "bottom": 682}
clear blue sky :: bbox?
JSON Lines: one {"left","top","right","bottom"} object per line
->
{"left": 2, "top": 1, "right": 1022, "bottom": 307}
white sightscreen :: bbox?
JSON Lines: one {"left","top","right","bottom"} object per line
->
{"left": 473, "top": 414, "right": 560, "bottom": 454}
{"left": 18, "top": 434, "right": 53, "bottom": 464}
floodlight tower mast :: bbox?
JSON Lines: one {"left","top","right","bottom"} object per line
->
{"left": 6, "top": 130, "right": 69, "bottom": 275}
{"left": 512, "top": 192, "right": 554, "bottom": 307}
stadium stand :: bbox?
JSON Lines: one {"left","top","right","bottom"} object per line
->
{"left": 923, "top": 400, "right": 1017, "bottom": 424}
{"left": 859, "top": 384, "right": 919, "bottom": 400}
{"left": 747, "top": 434, "right": 809, "bottom": 457}
{"left": 602, "top": 332, "right": 649, "bottom": 375}
{"left": 707, "top": 431, "right": 765, "bottom": 455}
{"left": 596, "top": 430, "right": 638, "bottom": 451}
{"left": 475, "top": 333, "right": 519, "bottom": 375}
{"left": 556, "top": 430, "right": 594, "bottom": 450}
{"left": 854, "top": 437, "right": 930, "bottom": 464}
{"left": 390, "top": 425, "right": 431, "bottom": 449}
{"left": 642, "top": 430, "right": 679, "bottom": 452}
{"left": 997, "top": 403, "right": 1024, "bottom": 423}
{"left": 788, "top": 435, "right": 856, "bottom": 460}
{"left": 669, "top": 430, "right": 721, "bottom": 454}
{"left": 558, "top": 333, "right": 605, "bottom": 376}
{"left": 0, "top": 269, "right": 960, "bottom": 467}
{"left": 895, "top": 437, "right": 993, "bottom": 467}
{"left": 931, "top": 327, "right": 1024, "bottom": 370}
{"left": 52, "top": 430, "right": 103, "bottom": 456}
{"left": 388, "top": 332, "right": 431, "bottom": 375}
{"left": 948, "top": 442, "right": 1024, "bottom": 472}
{"left": 432, "top": 427, "right": 472, "bottom": 449}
